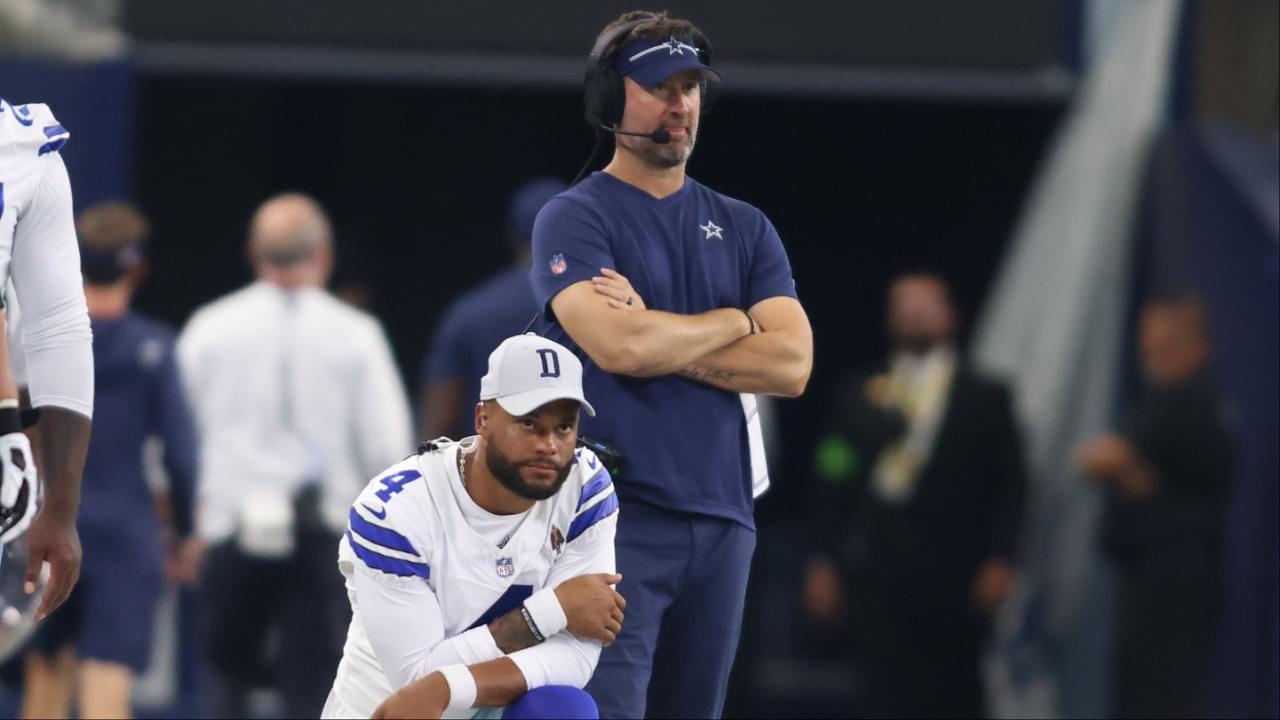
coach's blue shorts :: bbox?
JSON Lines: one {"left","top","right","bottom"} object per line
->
{"left": 31, "top": 560, "right": 163, "bottom": 673}
{"left": 586, "top": 497, "right": 756, "bottom": 719}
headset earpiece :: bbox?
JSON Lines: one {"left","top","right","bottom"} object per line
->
{"left": 583, "top": 17, "right": 653, "bottom": 131}
{"left": 583, "top": 17, "right": 718, "bottom": 132}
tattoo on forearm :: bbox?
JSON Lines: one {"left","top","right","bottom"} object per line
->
{"left": 680, "top": 365, "right": 736, "bottom": 383}
{"left": 488, "top": 607, "right": 541, "bottom": 654}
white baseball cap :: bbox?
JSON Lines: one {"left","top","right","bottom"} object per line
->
{"left": 479, "top": 334, "right": 596, "bottom": 417}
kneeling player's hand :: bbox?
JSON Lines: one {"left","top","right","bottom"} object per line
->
{"left": 0, "top": 431, "right": 39, "bottom": 545}
{"left": 555, "top": 572, "right": 626, "bottom": 646}
{"left": 592, "top": 268, "right": 646, "bottom": 311}
{"left": 372, "top": 671, "right": 449, "bottom": 719}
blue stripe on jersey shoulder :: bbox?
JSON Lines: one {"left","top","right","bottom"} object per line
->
{"left": 9, "top": 103, "right": 33, "bottom": 126}
{"left": 568, "top": 492, "right": 619, "bottom": 542}
{"left": 43, "top": 124, "right": 67, "bottom": 138}
{"left": 348, "top": 507, "right": 418, "bottom": 556}
{"left": 346, "top": 531, "right": 430, "bottom": 579}
{"left": 576, "top": 468, "right": 612, "bottom": 511}
{"left": 37, "top": 138, "right": 67, "bottom": 156}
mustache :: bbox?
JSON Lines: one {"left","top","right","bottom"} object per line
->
{"left": 517, "top": 458, "right": 570, "bottom": 471}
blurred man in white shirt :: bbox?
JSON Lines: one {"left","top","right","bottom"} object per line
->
{"left": 177, "top": 192, "right": 412, "bottom": 717}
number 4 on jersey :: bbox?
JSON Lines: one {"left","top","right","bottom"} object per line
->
{"left": 374, "top": 470, "right": 421, "bottom": 503}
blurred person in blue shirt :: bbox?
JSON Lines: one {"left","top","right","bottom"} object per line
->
{"left": 22, "top": 202, "right": 198, "bottom": 719}
{"left": 418, "top": 177, "right": 566, "bottom": 440}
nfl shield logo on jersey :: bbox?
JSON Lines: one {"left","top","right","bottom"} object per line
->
{"left": 549, "top": 253, "right": 567, "bottom": 275}
{"left": 495, "top": 557, "right": 515, "bottom": 578}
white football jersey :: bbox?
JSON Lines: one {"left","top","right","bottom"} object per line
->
{"left": 0, "top": 98, "right": 71, "bottom": 295}
{"left": 0, "top": 97, "right": 93, "bottom": 417}
{"left": 328, "top": 437, "right": 618, "bottom": 716}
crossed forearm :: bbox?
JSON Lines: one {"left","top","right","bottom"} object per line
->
{"left": 680, "top": 328, "right": 812, "bottom": 396}
{"left": 488, "top": 607, "right": 541, "bottom": 654}
{"left": 602, "top": 308, "right": 749, "bottom": 377}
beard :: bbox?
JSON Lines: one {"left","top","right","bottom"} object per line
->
{"left": 485, "top": 441, "right": 573, "bottom": 501}
{"left": 624, "top": 126, "right": 696, "bottom": 169}
{"left": 891, "top": 330, "right": 951, "bottom": 356}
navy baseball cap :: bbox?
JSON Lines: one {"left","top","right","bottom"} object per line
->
{"left": 612, "top": 35, "right": 720, "bottom": 87}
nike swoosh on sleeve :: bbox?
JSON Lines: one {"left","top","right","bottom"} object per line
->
{"left": 361, "top": 503, "right": 388, "bottom": 520}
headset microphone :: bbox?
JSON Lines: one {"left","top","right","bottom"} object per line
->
{"left": 599, "top": 124, "right": 671, "bottom": 145}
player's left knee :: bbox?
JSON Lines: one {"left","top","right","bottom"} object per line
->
{"left": 505, "top": 685, "right": 599, "bottom": 720}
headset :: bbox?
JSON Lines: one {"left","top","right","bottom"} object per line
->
{"left": 574, "top": 14, "right": 716, "bottom": 184}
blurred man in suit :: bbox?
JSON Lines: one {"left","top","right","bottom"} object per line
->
{"left": 805, "top": 272, "right": 1028, "bottom": 718}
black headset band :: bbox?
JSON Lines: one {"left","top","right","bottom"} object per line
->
{"left": 589, "top": 16, "right": 657, "bottom": 65}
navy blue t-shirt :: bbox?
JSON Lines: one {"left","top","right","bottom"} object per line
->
{"left": 422, "top": 265, "right": 538, "bottom": 439}
{"left": 530, "top": 172, "right": 797, "bottom": 528}
{"left": 81, "top": 311, "right": 198, "bottom": 573}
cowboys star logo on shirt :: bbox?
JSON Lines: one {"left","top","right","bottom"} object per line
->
{"left": 700, "top": 220, "right": 723, "bottom": 240}
{"left": 549, "top": 253, "right": 567, "bottom": 275}
{"left": 495, "top": 556, "right": 515, "bottom": 577}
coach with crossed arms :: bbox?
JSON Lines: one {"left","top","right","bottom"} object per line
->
{"left": 530, "top": 10, "right": 813, "bottom": 718}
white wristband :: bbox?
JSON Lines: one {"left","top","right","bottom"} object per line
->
{"left": 523, "top": 586, "right": 569, "bottom": 638}
{"left": 437, "top": 664, "right": 477, "bottom": 713}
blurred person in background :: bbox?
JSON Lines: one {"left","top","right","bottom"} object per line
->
{"left": 804, "top": 272, "right": 1028, "bottom": 718}
{"left": 1077, "top": 291, "right": 1234, "bottom": 719}
{"left": 21, "top": 202, "right": 198, "bottom": 720}
{"left": 0, "top": 0, "right": 127, "bottom": 61}
{"left": 177, "top": 193, "right": 412, "bottom": 718}
{"left": 418, "top": 177, "right": 566, "bottom": 440}
{"left": 1, "top": 97, "right": 92, "bottom": 630}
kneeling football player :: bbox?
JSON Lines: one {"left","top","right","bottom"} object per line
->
{"left": 324, "top": 334, "right": 622, "bottom": 720}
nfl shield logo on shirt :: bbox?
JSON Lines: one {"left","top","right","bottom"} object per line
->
{"left": 496, "top": 557, "right": 515, "bottom": 578}
{"left": 549, "top": 253, "right": 567, "bottom": 275}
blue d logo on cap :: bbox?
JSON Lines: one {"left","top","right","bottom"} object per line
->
{"left": 479, "top": 334, "right": 596, "bottom": 417}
